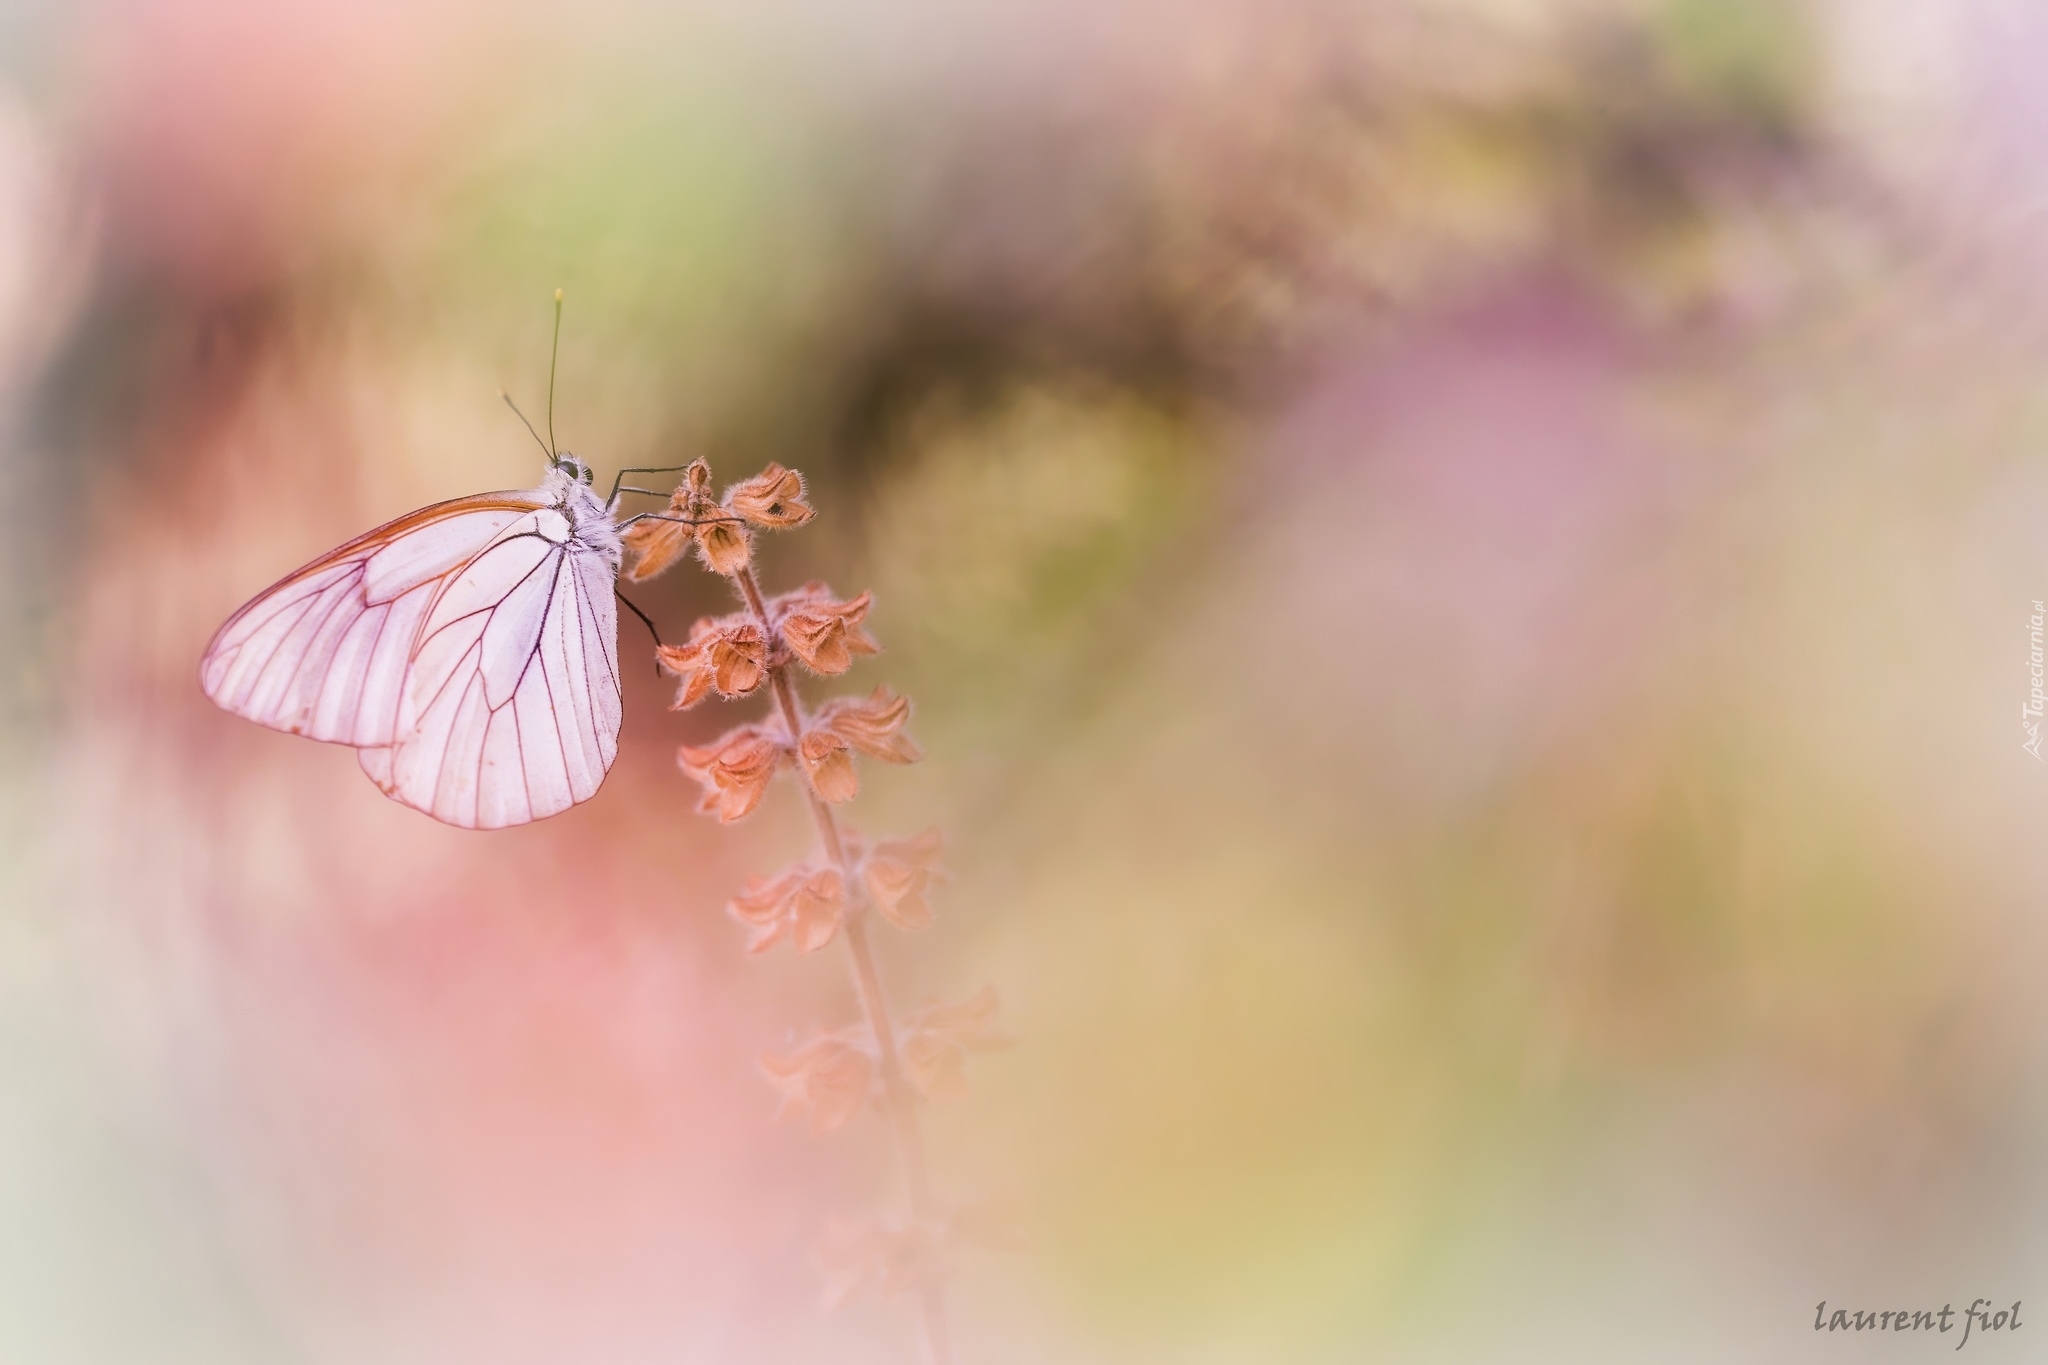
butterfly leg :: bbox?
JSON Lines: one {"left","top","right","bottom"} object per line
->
{"left": 612, "top": 510, "right": 747, "bottom": 532}
{"left": 616, "top": 588, "right": 664, "bottom": 658}
{"left": 607, "top": 465, "right": 695, "bottom": 507}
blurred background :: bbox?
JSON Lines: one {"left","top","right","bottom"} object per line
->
{"left": 5, "top": 0, "right": 2048, "bottom": 1360}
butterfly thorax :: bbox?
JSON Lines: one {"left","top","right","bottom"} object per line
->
{"left": 538, "top": 463, "right": 623, "bottom": 567}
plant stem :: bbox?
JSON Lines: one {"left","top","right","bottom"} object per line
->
{"left": 733, "top": 565, "right": 954, "bottom": 1365}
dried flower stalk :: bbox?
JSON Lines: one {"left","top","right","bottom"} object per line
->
{"left": 625, "top": 458, "right": 1002, "bottom": 1365}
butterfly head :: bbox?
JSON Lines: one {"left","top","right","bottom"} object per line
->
{"left": 553, "top": 452, "right": 595, "bottom": 486}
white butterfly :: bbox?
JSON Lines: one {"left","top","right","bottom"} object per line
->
{"left": 201, "top": 451, "right": 645, "bottom": 829}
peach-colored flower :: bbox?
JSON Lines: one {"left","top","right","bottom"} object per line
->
{"left": 799, "top": 730, "right": 860, "bottom": 804}
{"left": 814, "top": 1200, "right": 1017, "bottom": 1308}
{"left": 761, "top": 1027, "right": 875, "bottom": 1134}
{"left": 655, "top": 616, "right": 768, "bottom": 708}
{"left": 620, "top": 515, "right": 693, "bottom": 584}
{"left": 725, "top": 462, "right": 815, "bottom": 529}
{"left": 622, "top": 491, "right": 708, "bottom": 582}
{"left": 707, "top": 624, "right": 767, "bottom": 695}
{"left": 815, "top": 686, "right": 922, "bottom": 764}
{"left": 729, "top": 866, "right": 846, "bottom": 954}
{"left": 899, "top": 986, "right": 1012, "bottom": 1100}
{"left": 677, "top": 725, "right": 787, "bottom": 821}
{"left": 816, "top": 1218, "right": 945, "bottom": 1308}
{"left": 791, "top": 690, "right": 918, "bottom": 803}
{"left": 778, "top": 587, "right": 879, "bottom": 675}
{"left": 654, "top": 624, "right": 719, "bottom": 709}
{"left": 862, "top": 828, "right": 945, "bottom": 930}
{"left": 620, "top": 461, "right": 713, "bottom": 583}
{"left": 693, "top": 516, "right": 752, "bottom": 575}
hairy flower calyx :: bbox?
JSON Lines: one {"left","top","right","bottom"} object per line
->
{"left": 621, "top": 458, "right": 815, "bottom": 582}
{"left": 761, "top": 1026, "right": 876, "bottom": 1134}
{"left": 677, "top": 724, "right": 787, "bottom": 822}
{"left": 730, "top": 864, "right": 848, "bottom": 953}
{"left": 771, "top": 583, "right": 880, "bottom": 676}
{"left": 795, "top": 687, "right": 922, "bottom": 804}
{"left": 657, "top": 616, "right": 770, "bottom": 707}
{"left": 844, "top": 826, "right": 946, "bottom": 930}
{"left": 817, "top": 1199, "right": 1022, "bottom": 1309}
{"left": 899, "top": 986, "right": 1012, "bottom": 1100}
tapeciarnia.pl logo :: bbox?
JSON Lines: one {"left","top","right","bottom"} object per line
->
{"left": 2026, "top": 600, "right": 2045, "bottom": 759}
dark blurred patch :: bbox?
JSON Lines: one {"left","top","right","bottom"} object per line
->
{"left": 5, "top": 274, "right": 278, "bottom": 744}
{"left": 748, "top": 0, "right": 1832, "bottom": 510}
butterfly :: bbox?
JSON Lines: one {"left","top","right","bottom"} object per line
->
{"left": 202, "top": 442, "right": 653, "bottom": 827}
{"left": 200, "top": 301, "right": 710, "bottom": 827}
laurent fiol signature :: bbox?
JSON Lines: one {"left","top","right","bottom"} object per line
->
{"left": 1814, "top": 1299, "right": 2022, "bottom": 1349}
{"left": 2026, "top": 600, "right": 2045, "bottom": 759}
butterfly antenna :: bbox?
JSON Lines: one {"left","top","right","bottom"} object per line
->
{"left": 500, "top": 390, "right": 553, "bottom": 462}
{"left": 547, "top": 287, "right": 563, "bottom": 458}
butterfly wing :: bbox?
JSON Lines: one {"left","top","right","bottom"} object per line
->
{"left": 203, "top": 489, "right": 625, "bottom": 830}
{"left": 355, "top": 505, "right": 623, "bottom": 829}
{"left": 201, "top": 492, "right": 544, "bottom": 747}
